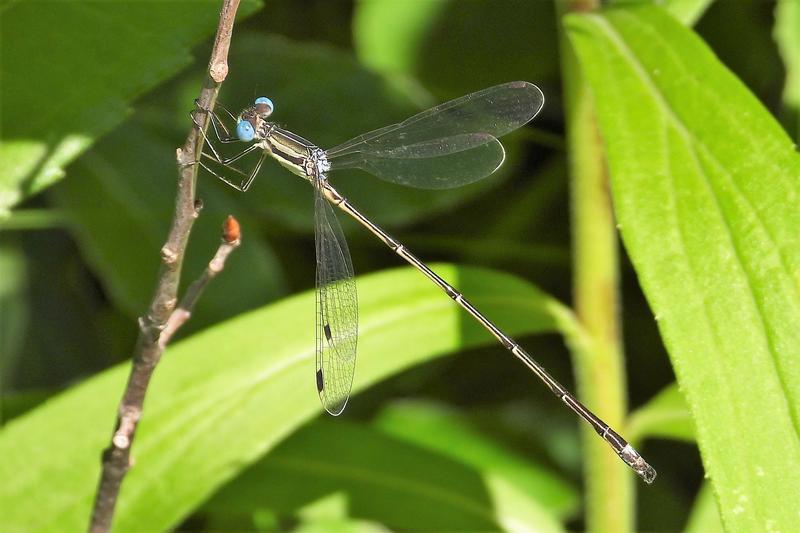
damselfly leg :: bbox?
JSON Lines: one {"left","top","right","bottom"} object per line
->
{"left": 192, "top": 99, "right": 241, "bottom": 144}
{"left": 190, "top": 101, "right": 266, "bottom": 191}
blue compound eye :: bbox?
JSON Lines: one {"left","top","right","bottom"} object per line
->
{"left": 236, "top": 119, "right": 255, "bottom": 142}
{"left": 254, "top": 96, "right": 274, "bottom": 116}
{"left": 255, "top": 96, "right": 273, "bottom": 108}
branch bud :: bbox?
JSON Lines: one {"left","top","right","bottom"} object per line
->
{"left": 222, "top": 215, "right": 241, "bottom": 244}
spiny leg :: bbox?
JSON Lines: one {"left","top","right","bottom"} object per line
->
{"left": 193, "top": 101, "right": 241, "bottom": 144}
{"left": 191, "top": 105, "right": 261, "bottom": 166}
{"left": 188, "top": 103, "right": 266, "bottom": 191}
{"left": 194, "top": 98, "right": 238, "bottom": 123}
{"left": 241, "top": 152, "right": 268, "bottom": 192}
{"left": 190, "top": 106, "right": 239, "bottom": 150}
{"left": 194, "top": 159, "right": 247, "bottom": 191}
{"left": 194, "top": 144, "right": 262, "bottom": 192}
{"left": 193, "top": 150, "right": 267, "bottom": 193}
{"left": 202, "top": 142, "right": 261, "bottom": 167}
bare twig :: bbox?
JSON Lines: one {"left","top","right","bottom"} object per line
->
{"left": 160, "top": 216, "right": 242, "bottom": 347}
{"left": 88, "top": 2, "right": 242, "bottom": 531}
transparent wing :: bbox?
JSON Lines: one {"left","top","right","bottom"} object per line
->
{"left": 324, "top": 81, "right": 543, "bottom": 189}
{"left": 331, "top": 134, "right": 506, "bottom": 189}
{"left": 314, "top": 183, "right": 358, "bottom": 415}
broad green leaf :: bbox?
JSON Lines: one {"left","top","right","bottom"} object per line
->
{"left": 0, "top": 265, "right": 571, "bottom": 532}
{"left": 626, "top": 383, "right": 694, "bottom": 443}
{"left": 661, "top": 0, "right": 713, "bottom": 25}
{"left": 353, "top": 0, "right": 449, "bottom": 75}
{"left": 204, "top": 418, "right": 566, "bottom": 532}
{"left": 684, "top": 483, "right": 724, "bottom": 533}
{"left": 610, "top": 0, "right": 714, "bottom": 26}
{"left": 295, "top": 518, "right": 388, "bottom": 533}
{"left": 566, "top": 6, "right": 800, "bottom": 532}
{"left": 53, "top": 117, "right": 287, "bottom": 327}
{"left": 0, "top": 0, "right": 260, "bottom": 212}
{"left": 373, "top": 400, "right": 578, "bottom": 519}
{"left": 353, "top": 0, "right": 559, "bottom": 97}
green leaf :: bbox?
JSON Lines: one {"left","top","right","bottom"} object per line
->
{"left": 566, "top": 6, "right": 800, "bottom": 532}
{"left": 626, "top": 383, "right": 694, "bottom": 443}
{"left": 661, "top": 0, "right": 714, "bottom": 25}
{"left": 0, "top": 265, "right": 570, "bottom": 531}
{"left": 372, "top": 400, "right": 578, "bottom": 519}
{"left": 0, "top": 0, "right": 260, "bottom": 212}
{"left": 294, "top": 517, "right": 388, "bottom": 533}
{"left": 610, "top": 0, "right": 714, "bottom": 26}
{"left": 353, "top": 0, "right": 448, "bottom": 75}
{"left": 684, "top": 483, "right": 724, "bottom": 533}
{"left": 205, "top": 418, "right": 567, "bottom": 532}
{"left": 353, "top": 0, "right": 559, "bottom": 97}
{"left": 53, "top": 116, "right": 287, "bottom": 327}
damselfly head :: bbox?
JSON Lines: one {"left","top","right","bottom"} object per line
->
{"left": 235, "top": 97, "right": 274, "bottom": 142}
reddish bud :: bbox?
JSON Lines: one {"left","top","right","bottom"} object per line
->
{"left": 222, "top": 215, "right": 241, "bottom": 243}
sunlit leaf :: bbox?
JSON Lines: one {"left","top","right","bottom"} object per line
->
{"left": 684, "top": 483, "right": 724, "bottom": 533}
{"left": 609, "top": 0, "right": 714, "bottom": 25}
{"left": 0, "top": 0, "right": 261, "bottom": 212}
{"left": 661, "top": 0, "right": 714, "bottom": 25}
{"left": 0, "top": 265, "right": 574, "bottom": 531}
{"left": 626, "top": 383, "right": 694, "bottom": 443}
{"left": 566, "top": 6, "right": 800, "bottom": 531}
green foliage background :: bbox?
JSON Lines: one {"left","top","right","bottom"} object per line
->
{"left": 1, "top": 0, "right": 798, "bottom": 531}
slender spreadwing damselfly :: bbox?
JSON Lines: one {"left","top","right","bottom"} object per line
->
{"left": 191, "top": 81, "right": 656, "bottom": 483}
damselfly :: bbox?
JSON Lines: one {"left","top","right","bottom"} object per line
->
{"left": 191, "top": 82, "right": 656, "bottom": 483}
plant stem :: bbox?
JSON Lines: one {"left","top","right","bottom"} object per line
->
{"left": 557, "top": 0, "right": 634, "bottom": 531}
{"left": 87, "top": 2, "right": 242, "bottom": 531}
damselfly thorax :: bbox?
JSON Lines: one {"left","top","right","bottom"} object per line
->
{"left": 241, "top": 112, "right": 330, "bottom": 182}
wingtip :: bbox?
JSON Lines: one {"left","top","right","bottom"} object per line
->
{"left": 320, "top": 392, "right": 350, "bottom": 417}
{"left": 509, "top": 81, "right": 545, "bottom": 118}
